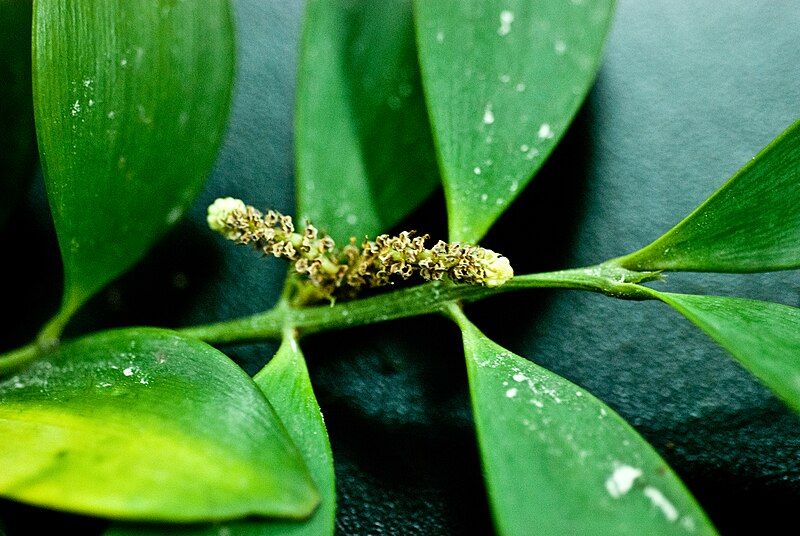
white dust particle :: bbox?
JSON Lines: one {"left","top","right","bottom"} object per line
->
{"left": 520, "top": 144, "right": 529, "bottom": 152}
{"left": 538, "top": 123, "right": 554, "bottom": 139}
{"left": 498, "top": 10, "right": 514, "bottom": 36}
{"left": 481, "top": 193, "right": 489, "bottom": 202}
{"left": 512, "top": 373, "right": 526, "bottom": 382}
{"left": 123, "top": 367, "right": 135, "bottom": 377}
{"left": 643, "top": 486, "right": 679, "bottom": 521}
{"left": 70, "top": 100, "right": 81, "bottom": 116}
{"left": 474, "top": 167, "right": 482, "bottom": 175}
{"left": 505, "top": 387, "right": 518, "bottom": 398}
{"left": 483, "top": 103, "right": 495, "bottom": 124}
{"left": 605, "top": 464, "right": 642, "bottom": 498}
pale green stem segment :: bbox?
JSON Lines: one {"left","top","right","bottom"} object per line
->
{"left": 0, "top": 264, "right": 660, "bottom": 374}
{"left": 177, "top": 264, "right": 660, "bottom": 344}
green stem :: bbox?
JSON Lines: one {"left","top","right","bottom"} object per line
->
{"left": 175, "top": 264, "right": 662, "bottom": 345}
{"left": 0, "top": 263, "right": 661, "bottom": 372}
{"left": 0, "top": 343, "right": 40, "bottom": 375}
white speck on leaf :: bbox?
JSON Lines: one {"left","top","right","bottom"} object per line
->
{"left": 515, "top": 82, "right": 526, "bottom": 92}
{"left": 512, "top": 373, "right": 526, "bottom": 382}
{"left": 644, "top": 486, "right": 679, "bottom": 521}
{"left": 474, "top": 167, "right": 482, "bottom": 175}
{"left": 483, "top": 103, "right": 495, "bottom": 124}
{"left": 554, "top": 40, "right": 567, "bottom": 54}
{"left": 520, "top": 144, "right": 529, "bottom": 152}
{"left": 499, "top": 74, "right": 510, "bottom": 83}
{"left": 605, "top": 464, "right": 642, "bottom": 498}
{"left": 346, "top": 214, "right": 358, "bottom": 225}
{"left": 538, "top": 123, "right": 554, "bottom": 139}
{"left": 498, "top": 10, "right": 514, "bottom": 36}
{"left": 123, "top": 367, "right": 135, "bottom": 377}
{"left": 505, "top": 387, "right": 518, "bottom": 398}
{"left": 70, "top": 100, "right": 81, "bottom": 116}
{"left": 481, "top": 193, "right": 489, "bottom": 202}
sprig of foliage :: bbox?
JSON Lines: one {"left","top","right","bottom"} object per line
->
{"left": 0, "top": 0, "right": 798, "bottom": 535}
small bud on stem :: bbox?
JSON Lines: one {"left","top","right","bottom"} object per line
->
{"left": 207, "top": 198, "right": 514, "bottom": 302}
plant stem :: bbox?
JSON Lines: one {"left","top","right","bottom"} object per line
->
{"left": 0, "top": 263, "right": 661, "bottom": 373}
{"left": 176, "top": 264, "right": 662, "bottom": 345}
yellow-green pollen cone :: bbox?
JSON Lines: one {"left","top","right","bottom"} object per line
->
{"left": 206, "top": 197, "right": 514, "bottom": 301}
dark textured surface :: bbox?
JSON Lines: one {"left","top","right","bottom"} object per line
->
{"left": 2, "top": 0, "right": 800, "bottom": 534}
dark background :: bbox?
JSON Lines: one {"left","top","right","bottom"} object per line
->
{"left": 2, "top": 0, "right": 800, "bottom": 534}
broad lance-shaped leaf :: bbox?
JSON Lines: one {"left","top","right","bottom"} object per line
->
{"left": 617, "top": 120, "right": 800, "bottom": 272}
{"left": 451, "top": 312, "right": 716, "bottom": 535}
{"left": 414, "top": 0, "right": 615, "bottom": 243}
{"left": 295, "top": 0, "right": 440, "bottom": 244}
{"left": 653, "top": 292, "right": 800, "bottom": 414}
{"left": 106, "top": 336, "right": 336, "bottom": 536}
{"left": 0, "top": 0, "right": 36, "bottom": 226}
{"left": 33, "top": 0, "right": 235, "bottom": 327}
{"left": 0, "top": 328, "right": 318, "bottom": 521}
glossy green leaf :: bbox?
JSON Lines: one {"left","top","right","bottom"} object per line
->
{"left": 0, "top": 328, "right": 318, "bottom": 522}
{"left": 0, "top": 0, "right": 35, "bottom": 226}
{"left": 618, "top": 120, "right": 800, "bottom": 272}
{"left": 654, "top": 292, "right": 800, "bottom": 414}
{"left": 452, "top": 312, "right": 715, "bottom": 535}
{"left": 295, "top": 0, "right": 440, "bottom": 243}
{"left": 106, "top": 337, "right": 335, "bottom": 536}
{"left": 33, "top": 0, "right": 235, "bottom": 321}
{"left": 414, "top": 0, "right": 615, "bottom": 243}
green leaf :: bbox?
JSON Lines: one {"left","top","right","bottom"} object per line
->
{"left": 654, "top": 292, "right": 800, "bottom": 414}
{"left": 295, "top": 0, "right": 440, "bottom": 243}
{"left": 0, "top": 0, "right": 35, "bottom": 226}
{"left": 105, "top": 336, "right": 335, "bottom": 536}
{"left": 452, "top": 311, "right": 716, "bottom": 535}
{"left": 0, "top": 328, "right": 318, "bottom": 522}
{"left": 33, "top": 0, "right": 235, "bottom": 321}
{"left": 250, "top": 337, "right": 336, "bottom": 535}
{"left": 414, "top": 0, "right": 615, "bottom": 243}
{"left": 617, "top": 120, "right": 800, "bottom": 272}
